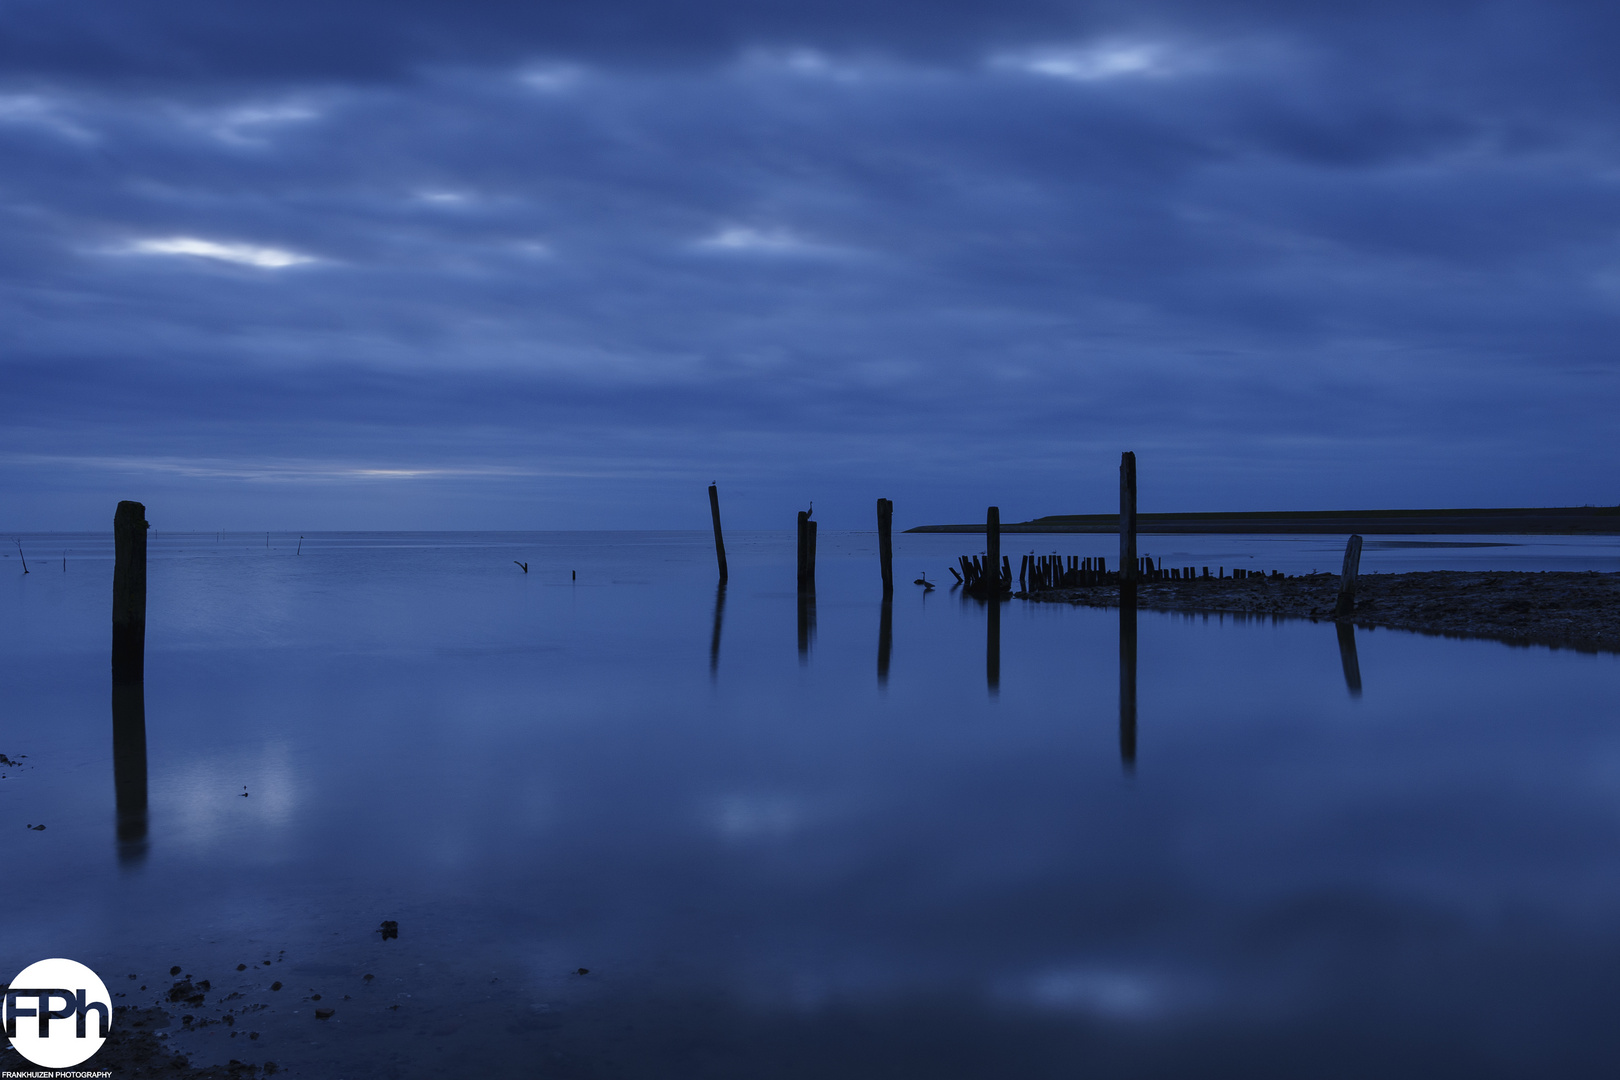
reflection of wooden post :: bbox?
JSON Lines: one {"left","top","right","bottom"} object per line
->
{"left": 112, "top": 501, "right": 148, "bottom": 686}
{"left": 708, "top": 485, "right": 728, "bottom": 584}
{"left": 709, "top": 583, "right": 726, "bottom": 680}
{"left": 986, "top": 595, "right": 1001, "bottom": 693}
{"left": 1336, "top": 622, "right": 1363, "bottom": 698}
{"left": 877, "top": 499, "right": 894, "bottom": 597}
{"left": 986, "top": 506, "right": 1001, "bottom": 594}
{"left": 797, "top": 592, "right": 815, "bottom": 661}
{"left": 112, "top": 684, "right": 149, "bottom": 864}
{"left": 1335, "top": 534, "right": 1364, "bottom": 616}
{"left": 878, "top": 598, "right": 893, "bottom": 686}
{"left": 1119, "top": 594, "right": 1137, "bottom": 770}
{"left": 1119, "top": 453, "right": 1137, "bottom": 584}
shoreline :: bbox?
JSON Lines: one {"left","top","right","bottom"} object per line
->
{"left": 909, "top": 506, "right": 1620, "bottom": 534}
{"left": 1021, "top": 570, "right": 1620, "bottom": 653}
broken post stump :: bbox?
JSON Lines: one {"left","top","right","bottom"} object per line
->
{"left": 877, "top": 498, "right": 894, "bottom": 597}
{"left": 1335, "top": 534, "right": 1364, "bottom": 616}
{"left": 112, "top": 501, "right": 148, "bottom": 686}
{"left": 708, "top": 485, "right": 729, "bottom": 584}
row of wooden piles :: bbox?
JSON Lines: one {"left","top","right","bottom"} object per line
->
{"left": 948, "top": 553, "right": 1012, "bottom": 594}
{"left": 1019, "top": 555, "right": 1286, "bottom": 593}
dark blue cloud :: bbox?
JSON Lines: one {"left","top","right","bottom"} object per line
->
{"left": 1, "top": 1, "right": 1618, "bottom": 528}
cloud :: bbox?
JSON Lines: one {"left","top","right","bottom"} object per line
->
{"left": 5, "top": 2, "right": 1620, "bottom": 527}
{"left": 117, "top": 237, "right": 318, "bottom": 269}
{"left": 695, "top": 226, "right": 834, "bottom": 255}
{"left": 991, "top": 39, "right": 1183, "bottom": 82}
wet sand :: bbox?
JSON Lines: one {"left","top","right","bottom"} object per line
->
{"left": 1025, "top": 571, "right": 1620, "bottom": 653}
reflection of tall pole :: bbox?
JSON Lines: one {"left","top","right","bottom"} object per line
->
{"left": 1336, "top": 622, "right": 1363, "bottom": 698}
{"left": 112, "top": 684, "right": 149, "bottom": 865}
{"left": 878, "top": 598, "right": 893, "bottom": 686}
{"left": 797, "top": 592, "right": 816, "bottom": 663}
{"left": 1119, "top": 592, "right": 1137, "bottom": 770}
{"left": 987, "top": 596, "right": 1001, "bottom": 694}
{"left": 709, "top": 583, "right": 726, "bottom": 680}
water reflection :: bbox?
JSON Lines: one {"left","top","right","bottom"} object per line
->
{"left": 1119, "top": 586, "right": 1137, "bottom": 771}
{"left": 986, "top": 598, "right": 1001, "bottom": 694}
{"left": 111, "top": 684, "right": 149, "bottom": 866}
{"left": 877, "top": 598, "right": 892, "bottom": 687}
{"left": 1336, "top": 622, "right": 1363, "bottom": 698}
{"left": 709, "top": 583, "right": 726, "bottom": 680}
{"left": 797, "top": 592, "right": 816, "bottom": 662}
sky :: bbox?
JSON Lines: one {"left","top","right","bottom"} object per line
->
{"left": 2, "top": 0, "right": 1618, "bottom": 531}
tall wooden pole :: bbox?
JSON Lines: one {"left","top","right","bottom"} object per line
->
{"left": 1119, "top": 452, "right": 1137, "bottom": 585}
{"left": 877, "top": 498, "right": 894, "bottom": 597}
{"left": 797, "top": 510, "right": 817, "bottom": 593}
{"left": 986, "top": 506, "right": 1001, "bottom": 594}
{"left": 708, "top": 485, "right": 728, "bottom": 583}
{"left": 112, "top": 501, "right": 148, "bottom": 686}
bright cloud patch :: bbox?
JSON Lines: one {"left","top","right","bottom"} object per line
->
{"left": 697, "top": 226, "right": 822, "bottom": 254}
{"left": 123, "top": 237, "right": 316, "bottom": 268}
{"left": 993, "top": 40, "right": 1182, "bottom": 82}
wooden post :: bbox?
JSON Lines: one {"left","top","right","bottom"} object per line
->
{"left": 877, "top": 498, "right": 894, "bottom": 597}
{"left": 1335, "top": 534, "right": 1364, "bottom": 616}
{"left": 807, "top": 518, "right": 817, "bottom": 590}
{"left": 986, "top": 506, "right": 1001, "bottom": 595}
{"left": 797, "top": 511, "right": 809, "bottom": 590}
{"left": 112, "top": 501, "right": 148, "bottom": 686}
{"left": 708, "top": 485, "right": 729, "bottom": 583}
{"left": 1119, "top": 452, "right": 1137, "bottom": 585}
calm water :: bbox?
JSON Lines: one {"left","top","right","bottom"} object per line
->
{"left": 5, "top": 530, "right": 1620, "bottom": 1078}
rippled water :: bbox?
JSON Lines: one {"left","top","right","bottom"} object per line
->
{"left": 4, "top": 530, "right": 1620, "bottom": 1077}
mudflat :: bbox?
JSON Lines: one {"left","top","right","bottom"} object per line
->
{"left": 1026, "top": 570, "right": 1620, "bottom": 653}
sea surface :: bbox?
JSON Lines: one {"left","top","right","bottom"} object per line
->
{"left": 4, "top": 530, "right": 1620, "bottom": 1078}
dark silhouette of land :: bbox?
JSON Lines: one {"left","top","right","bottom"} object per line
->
{"left": 908, "top": 506, "right": 1620, "bottom": 535}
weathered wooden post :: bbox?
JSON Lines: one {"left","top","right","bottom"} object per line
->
{"left": 1336, "top": 622, "right": 1363, "bottom": 698}
{"left": 112, "top": 684, "right": 149, "bottom": 864}
{"left": 796, "top": 509, "right": 817, "bottom": 592}
{"left": 1119, "top": 452, "right": 1137, "bottom": 587}
{"left": 112, "top": 501, "right": 148, "bottom": 686}
{"left": 986, "top": 506, "right": 1001, "bottom": 595}
{"left": 1335, "top": 534, "right": 1364, "bottom": 616}
{"left": 877, "top": 498, "right": 894, "bottom": 597}
{"left": 708, "top": 485, "right": 729, "bottom": 583}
